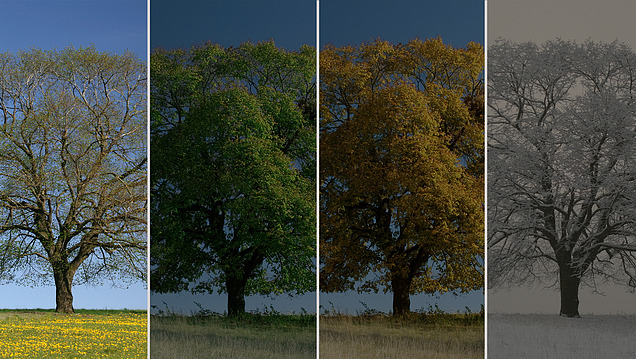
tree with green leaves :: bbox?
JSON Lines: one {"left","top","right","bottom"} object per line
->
{"left": 320, "top": 38, "right": 484, "bottom": 315}
{"left": 150, "top": 42, "right": 316, "bottom": 316}
{"left": 0, "top": 47, "right": 147, "bottom": 313}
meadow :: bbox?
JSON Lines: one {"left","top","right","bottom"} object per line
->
{"left": 0, "top": 309, "right": 146, "bottom": 358}
{"left": 488, "top": 313, "right": 636, "bottom": 358}
{"left": 319, "top": 311, "right": 484, "bottom": 359}
{"left": 150, "top": 312, "right": 316, "bottom": 359}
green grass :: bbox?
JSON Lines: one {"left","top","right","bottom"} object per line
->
{"left": 0, "top": 308, "right": 145, "bottom": 315}
{"left": 150, "top": 313, "right": 317, "bottom": 359}
{"left": 0, "top": 309, "right": 147, "bottom": 358}
{"left": 320, "top": 313, "right": 484, "bottom": 359}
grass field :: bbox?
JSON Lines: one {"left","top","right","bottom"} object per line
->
{"left": 150, "top": 313, "right": 316, "bottom": 359}
{"left": 0, "top": 309, "right": 146, "bottom": 358}
{"left": 320, "top": 313, "right": 484, "bottom": 359}
{"left": 488, "top": 314, "right": 636, "bottom": 359}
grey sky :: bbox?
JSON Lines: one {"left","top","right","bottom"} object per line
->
{"left": 488, "top": 0, "right": 636, "bottom": 49}
{"left": 487, "top": 0, "right": 636, "bottom": 315}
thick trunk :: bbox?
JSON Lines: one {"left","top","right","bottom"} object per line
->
{"left": 223, "top": 246, "right": 263, "bottom": 317}
{"left": 53, "top": 265, "right": 74, "bottom": 314}
{"left": 559, "top": 263, "right": 581, "bottom": 318}
{"left": 226, "top": 276, "right": 247, "bottom": 317}
{"left": 391, "top": 273, "right": 412, "bottom": 316}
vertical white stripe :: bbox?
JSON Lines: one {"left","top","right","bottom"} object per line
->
{"left": 315, "top": 1, "right": 321, "bottom": 358}
{"left": 483, "top": 1, "right": 489, "bottom": 359}
{"left": 146, "top": 0, "right": 151, "bottom": 358}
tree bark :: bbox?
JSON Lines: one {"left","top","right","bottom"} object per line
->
{"left": 226, "top": 276, "right": 247, "bottom": 317}
{"left": 391, "top": 273, "right": 412, "bottom": 316}
{"left": 53, "top": 264, "right": 74, "bottom": 314}
{"left": 558, "top": 263, "right": 581, "bottom": 318}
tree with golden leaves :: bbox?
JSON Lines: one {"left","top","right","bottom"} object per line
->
{"left": 320, "top": 38, "right": 484, "bottom": 315}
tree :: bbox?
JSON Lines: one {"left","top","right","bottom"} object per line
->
{"left": 150, "top": 42, "right": 316, "bottom": 316}
{"left": 0, "top": 47, "right": 147, "bottom": 313}
{"left": 320, "top": 38, "right": 484, "bottom": 315}
{"left": 488, "top": 39, "right": 636, "bottom": 317}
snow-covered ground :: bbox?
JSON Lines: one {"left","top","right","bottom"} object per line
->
{"left": 488, "top": 314, "right": 636, "bottom": 359}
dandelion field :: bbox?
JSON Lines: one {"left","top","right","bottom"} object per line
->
{"left": 0, "top": 309, "right": 147, "bottom": 358}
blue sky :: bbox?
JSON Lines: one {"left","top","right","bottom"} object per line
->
{"left": 321, "top": 0, "right": 484, "bottom": 48}
{"left": 1, "top": 0, "right": 146, "bottom": 58}
{"left": 151, "top": 0, "right": 315, "bottom": 50}
{"left": 0, "top": 0, "right": 147, "bottom": 310}
{"left": 150, "top": 0, "right": 485, "bottom": 315}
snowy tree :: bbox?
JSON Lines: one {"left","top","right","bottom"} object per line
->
{"left": 488, "top": 39, "right": 636, "bottom": 317}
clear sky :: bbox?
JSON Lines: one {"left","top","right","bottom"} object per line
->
{"left": 0, "top": 0, "right": 147, "bottom": 58}
{"left": 487, "top": 0, "right": 636, "bottom": 315}
{"left": 321, "top": 0, "right": 484, "bottom": 49}
{"left": 151, "top": 0, "right": 316, "bottom": 50}
{"left": 150, "top": 0, "right": 485, "bottom": 315}
{"left": 0, "top": 0, "right": 147, "bottom": 310}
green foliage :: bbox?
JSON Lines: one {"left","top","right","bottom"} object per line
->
{"left": 150, "top": 42, "right": 316, "bottom": 306}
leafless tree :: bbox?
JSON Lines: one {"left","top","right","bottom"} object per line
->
{"left": 489, "top": 39, "right": 636, "bottom": 317}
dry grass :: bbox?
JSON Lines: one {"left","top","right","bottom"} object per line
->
{"left": 150, "top": 314, "right": 316, "bottom": 359}
{"left": 319, "top": 313, "right": 484, "bottom": 359}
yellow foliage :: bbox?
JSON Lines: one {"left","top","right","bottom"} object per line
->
{"left": 320, "top": 38, "right": 484, "bottom": 304}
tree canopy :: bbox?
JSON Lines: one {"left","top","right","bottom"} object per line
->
{"left": 0, "top": 47, "right": 147, "bottom": 313}
{"left": 320, "top": 38, "right": 484, "bottom": 315}
{"left": 488, "top": 39, "right": 636, "bottom": 317}
{"left": 150, "top": 42, "right": 316, "bottom": 316}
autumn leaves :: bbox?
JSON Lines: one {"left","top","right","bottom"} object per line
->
{"left": 149, "top": 39, "right": 484, "bottom": 316}
{"left": 320, "top": 39, "right": 484, "bottom": 315}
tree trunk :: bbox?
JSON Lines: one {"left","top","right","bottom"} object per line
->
{"left": 226, "top": 276, "right": 247, "bottom": 317}
{"left": 558, "top": 263, "right": 581, "bottom": 318}
{"left": 391, "top": 273, "right": 412, "bottom": 316}
{"left": 53, "top": 265, "right": 74, "bottom": 314}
